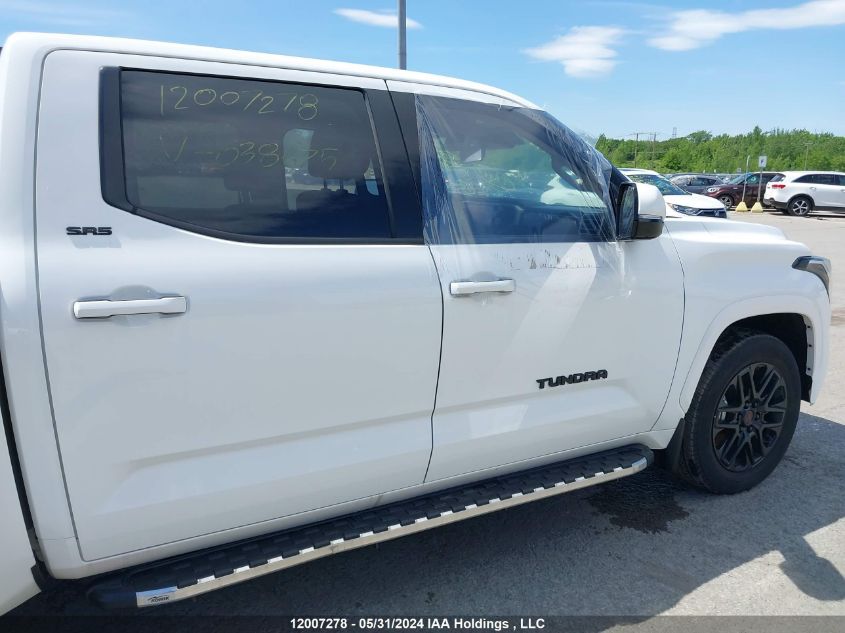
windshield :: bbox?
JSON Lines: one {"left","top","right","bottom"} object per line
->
{"left": 625, "top": 173, "right": 688, "bottom": 196}
{"left": 728, "top": 174, "right": 747, "bottom": 184}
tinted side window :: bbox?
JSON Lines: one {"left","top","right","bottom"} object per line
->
{"left": 795, "top": 175, "right": 817, "bottom": 184}
{"left": 416, "top": 95, "right": 613, "bottom": 244}
{"left": 746, "top": 174, "right": 760, "bottom": 184}
{"left": 814, "top": 173, "right": 837, "bottom": 185}
{"left": 111, "top": 70, "right": 393, "bottom": 241}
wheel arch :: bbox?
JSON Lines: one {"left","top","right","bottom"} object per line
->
{"left": 788, "top": 193, "right": 815, "bottom": 210}
{"left": 678, "top": 295, "right": 828, "bottom": 413}
{"left": 715, "top": 314, "right": 811, "bottom": 400}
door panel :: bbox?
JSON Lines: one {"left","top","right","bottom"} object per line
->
{"left": 426, "top": 239, "right": 683, "bottom": 480}
{"left": 400, "top": 91, "right": 684, "bottom": 481}
{"left": 36, "top": 52, "right": 441, "bottom": 560}
{"left": 813, "top": 175, "right": 843, "bottom": 208}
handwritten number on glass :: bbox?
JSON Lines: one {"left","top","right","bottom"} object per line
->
{"left": 160, "top": 85, "right": 318, "bottom": 120}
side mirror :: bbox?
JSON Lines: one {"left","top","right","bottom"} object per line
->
{"left": 616, "top": 181, "right": 664, "bottom": 241}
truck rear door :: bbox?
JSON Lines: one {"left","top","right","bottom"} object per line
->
{"left": 34, "top": 51, "right": 441, "bottom": 561}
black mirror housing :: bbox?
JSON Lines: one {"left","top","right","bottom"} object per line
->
{"left": 634, "top": 216, "right": 663, "bottom": 239}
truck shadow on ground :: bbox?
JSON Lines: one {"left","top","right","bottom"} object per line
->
{"left": 9, "top": 412, "right": 845, "bottom": 625}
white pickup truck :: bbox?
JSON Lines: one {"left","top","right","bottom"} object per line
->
{"left": 0, "top": 33, "right": 831, "bottom": 612}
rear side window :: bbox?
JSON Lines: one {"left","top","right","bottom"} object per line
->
{"left": 769, "top": 174, "right": 785, "bottom": 183}
{"left": 793, "top": 174, "right": 837, "bottom": 184}
{"left": 813, "top": 173, "right": 837, "bottom": 185}
{"left": 103, "top": 70, "right": 393, "bottom": 241}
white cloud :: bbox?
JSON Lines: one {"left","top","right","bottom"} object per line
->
{"left": 334, "top": 8, "right": 422, "bottom": 29}
{"left": 649, "top": 0, "right": 845, "bottom": 51}
{"left": 524, "top": 26, "right": 624, "bottom": 78}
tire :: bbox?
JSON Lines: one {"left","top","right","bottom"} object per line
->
{"left": 677, "top": 330, "right": 801, "bottom": 494}
{"left": 718, "top": 195, "right": 734, "bottom": 209}
{"left": 787, "top": 196, "right": 812, "bottom": 216}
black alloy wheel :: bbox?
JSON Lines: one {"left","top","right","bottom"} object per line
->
{"left": 712, "top": 362, "right": 787, "bottom": 472}
{"left": 672, "top": 330, "right": 800, "bottom": 494}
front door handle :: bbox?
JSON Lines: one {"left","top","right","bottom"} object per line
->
{"left": 73, "top": 296, "right": 187, "bottom": 319}
{"left": 450, "top": 279, "right": 515, "bottom": 296}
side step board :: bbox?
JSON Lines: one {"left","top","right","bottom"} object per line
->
{"left": 89, "top": 444, "right": 652, "bottom": 608}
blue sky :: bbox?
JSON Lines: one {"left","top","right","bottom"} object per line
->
{"left": 2, "top": 0, "right": 844, "bottom": 139}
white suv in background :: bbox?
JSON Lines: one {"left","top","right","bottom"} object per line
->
{"left": 764, "top": 171, "right": 845, "bottom": 216}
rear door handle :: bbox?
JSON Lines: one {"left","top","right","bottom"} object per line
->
{"left": 450, "top": 279, "right": 515, "bottom": 296}
{"left": 73, "top": 296, "right": 187, "bottom": 319}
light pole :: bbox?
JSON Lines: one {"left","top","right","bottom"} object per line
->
{"left": 627, "top": 132, "right": 653, "bottom": 168}
{"left": 741, "top": 155, "right": 750, "bottom": 203}
{"left": 398, "top": 0, "right": 407, "bottom": 69}
{"left": 803, "top": 142, "right": 812, "bottom": 170}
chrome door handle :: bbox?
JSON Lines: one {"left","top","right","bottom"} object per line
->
{"left": 73, "top": 296, "right": 187, "bottom": 319}
{"left": 450, "top": 279, "right": 515, "bottom": 296}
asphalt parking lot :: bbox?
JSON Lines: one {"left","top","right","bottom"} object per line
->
{"left": 7, "top": 210, "right": 845, "bottom": 622}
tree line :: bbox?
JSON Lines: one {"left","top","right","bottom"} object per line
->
{"left": 595, "top": 127, "right": 845, "bottom": 173}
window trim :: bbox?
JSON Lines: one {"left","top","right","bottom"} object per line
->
{"left": 99, "top": 67, "right": 423, "bottom": 245}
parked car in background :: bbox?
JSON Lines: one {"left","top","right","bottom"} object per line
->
{"left": 704, "top": 172, "right": 780, "bottom": 209}
{"left": 670, "top": 174, "right": 724, "bottom": 194}
{"left": 621, "top": 168, "right": 727, "bottom": 217}
{"left": 764, "top": 171, "right": 845, "bottom": 216}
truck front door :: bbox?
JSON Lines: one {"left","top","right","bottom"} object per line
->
{"left": 391, "top": 86, "right": 685, "bottom": 481}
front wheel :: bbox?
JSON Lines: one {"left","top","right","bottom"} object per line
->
{"left": 677, "top": 331, "right": 800, "bottom": 494}
{"left": 787, "top": 196, "right": 812, "bottom": 216}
